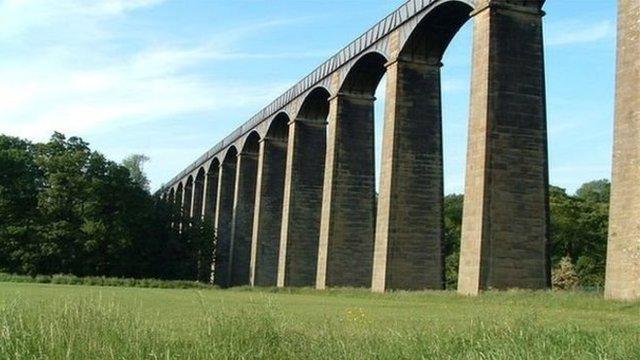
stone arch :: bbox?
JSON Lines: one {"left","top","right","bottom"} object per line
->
{"left": 183, "top": 175, "right": 194, "bottom": 222}
{"left": 250, "top": 111, "right": 290, "bottom": 286}
{"left": 277, "top": 87, "right": 330, "bottom": 287}
{"left": 229, "top": 131, "right": 260, "bottom": 286}
{"left": 213, "top": 145, "right": 238, "bottom": 287}
{"left": 221, "top": 145, "right": 238, "bottom": 165}
{"left": 240, "top": 131, "right": 261, "bottom": 155}
{"left": 340, "top": 52, "right": 388, "bottom": 96}
{"left": 399, "top": 0, "right": 473, "bottom": 64}
{"left": 317, "top": 52, "right": 389, "bottom": 289}
{"left": 168, "top": 187, "right": 175, "bottom": 204}
{"left": 203, "top": 158, "right": 220, "bottom": 225}
{"left": 266, "top": 112, "right": 289, "bottom": 140}
{"left": 297, "top": 86, "right": 331, "bottom": 123}
{"left": 174, "top": 182, "right": 184, "bottom": 232}
{"left": 175, "top": 182, "right": 184, "bottom": 208}
{"left": 192, "top": 168, "right": 206, "bottom": 221}
{"left": 371, "top": 1, "right": 475, "bottom": 292}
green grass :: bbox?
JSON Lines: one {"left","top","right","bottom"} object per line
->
{"left": 0, "top": 282, "right": 638, "bottom": 359}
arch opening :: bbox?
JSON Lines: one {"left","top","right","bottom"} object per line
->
{"left": 400, "top": 1, "right": 473, "bottom": 64}
{"left": 174, "top": 183, "right": 184, "bottom": 232}
{"left": 317, "top": 51, "right": 388, "bottom": 288}
{"left": 192, "top": 168, "right": 206, "bottom": 221}
{"left": 230, "top": 133, "right": 260, "bottom": 286}
{"left": 213, "top": 146, "right": 238, "bottom": 287}
{"left": 251, "top": 112, "right": 291, "bottom": 286}
{"left": 277, "top": 87, "right": 329, "bottom": 287}
{"left": 241, "top": 131, "right": 260, "bottom": 155}
{"left": 183, "top": 176, "right": 194, "bottom": 223}
{"left": 370, "top": 0, "right": 474, "bottom": 292}
{"left": 298, "top": 87, "right": 331, "bottom": 123}
{"left": 266, "top": 113, "right": 290, "bottom": 141}
{"left": 168, "top": 188, "right": 175, "bottom": 204}
{"left": 341, "top": 52, "right": 388, "bottom": 96}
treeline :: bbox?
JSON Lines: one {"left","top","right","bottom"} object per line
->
{"left": 1, "top": 133, "right": 609, "bottom": 289}
{"left": 0, "top": 133, "right": 210, "bottom": 281}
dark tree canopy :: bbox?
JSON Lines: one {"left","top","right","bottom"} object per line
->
{"left": 0, "top": 133, "right": 212, "bottom": 281}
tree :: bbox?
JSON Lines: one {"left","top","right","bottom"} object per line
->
{"left": 576, "top": 179, "right": 610, "bottom": 203}
{"left": 443, "top": 194, "right": 463, "bottom": 289}
{"left": 0, "top": 135, "right": 41, "bottom": 274}
{"left": 122, "top": 154, "right": 150, "bottom": 191}
{"left": 549, "top": 184, "right": 608, "bottom": 288}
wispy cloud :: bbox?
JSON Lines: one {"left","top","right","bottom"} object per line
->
{"left": 0, "top": 46, "right": 292, "bottom": 140}
{"left": 0, "top": 0, "right": 165, "bottom": 40}
{"left": 0, "top": 1, "right": 319, "bottom": 141}
{"left": 546, "top": 20, "right": 615, "bottom": 46}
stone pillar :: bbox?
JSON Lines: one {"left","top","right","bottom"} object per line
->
{"left": 177, "top": 186, "right": 185, "bottom": 233}
{"left": 372, "top": 59, "right": 445, "bottom": 292}
{"left": 457, "top": 0, "right": 549, "bottom": 295}
{"left": 183, "top": 182, "right": 193, "bottom": 225}
{"left": 203, "top": 167, "right": 219, "bottom": 221}
{"left": 213, "top": 161, "right": 236, "bottom": 287}
{"left": 229, "top": 151, "right": 258, "bottom": 286}
{"left": 277, "top": 118, "right": 326, "bottom": 287}
{"left": 605, "top": 0, "right": 640, "bottom": 301}
{"left": 316, "top": 93, "right": 376, "bottom": 289}
{"left": 191, "top": 176, "right": 205, "bottom": 220}
{"left": 250, "top": 138, "right": 287, "bottom": 286}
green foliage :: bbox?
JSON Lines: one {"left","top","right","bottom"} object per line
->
{"left": 549, "top": 183, "right": 609, "bottom": 288}
{"left": 0, "top": 133, "right": 212, "bottom": 282}
{"left": 441, "top": 183, "right": 609, "bottom": 290}
{"left": 122, "top": 154, "right": 150, "bottom": 191}
{"left": 443, "top": 194, "right": 463, "bottom": 289}
{"left": 0, "top": 283, "right": 638, "bottom": 359}
{"left": 576, "top": 179, "right": 610, "bottom": 203}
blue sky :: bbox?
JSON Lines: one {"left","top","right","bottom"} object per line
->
{"left": 0, "top": 0, "right": 616, "bottom": 194}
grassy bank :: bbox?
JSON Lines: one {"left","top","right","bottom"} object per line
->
{"left": 0, "top": 282, "right": 638, "bottom": 359}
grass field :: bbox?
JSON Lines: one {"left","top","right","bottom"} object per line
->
{"left": 0, "top": 282, "right": 638, "bottom": 359}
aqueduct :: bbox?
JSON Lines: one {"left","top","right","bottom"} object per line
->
{"left": 160, "top": 0, "right": 639, "bottom": 299}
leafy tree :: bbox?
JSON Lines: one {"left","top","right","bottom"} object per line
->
{"left": 576, "top": 179, "right": 610, "bottom": 203}
{"left": 0, "top": 136, "right": 41, "bottom": 274}
{"left": 549, "top": 184, "right": 608, "bottom": 288}
{"left": 122, "top": 154, "right": 150, "bottom": 191}
{"left": 443, "top": 194, "right": 463, "bottom": 289}
{"left": 0, "top": 133, "right": 212, "bottom": 281}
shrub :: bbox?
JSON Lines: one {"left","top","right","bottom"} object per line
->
{"left": 552, "top": 257, "right": 579, "bottom": 290}
{"left": 0, "top": 272, "right": 213, "bottom": 290}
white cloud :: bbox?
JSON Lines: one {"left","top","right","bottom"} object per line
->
{"left": 0, "top": 1, "right": 317, "bottom": 142}
{"left": 546, "top": 20, "right": 615, "bottom": 46}
{"left": 0, "top": 54, "right": 291, "bottom": 140}
{"left": 0, "top": 0, "right": 164, "bottom": 38}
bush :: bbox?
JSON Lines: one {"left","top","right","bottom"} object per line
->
{"left": 552, "top": 257, "right": 579, "bottom": 290}
{"left": 0, "top": 272, "right": 212, "bottom": 290}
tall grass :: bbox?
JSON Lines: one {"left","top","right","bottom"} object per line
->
{"left": 0, "top": 283, "right": 638, "bottom": 359}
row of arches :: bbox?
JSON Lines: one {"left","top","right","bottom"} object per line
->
{"left": 166, "top": 86, "right": 329, "bottom": 288}
{"left": 164, "top": 0, "right": 551, "bottom": 294}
